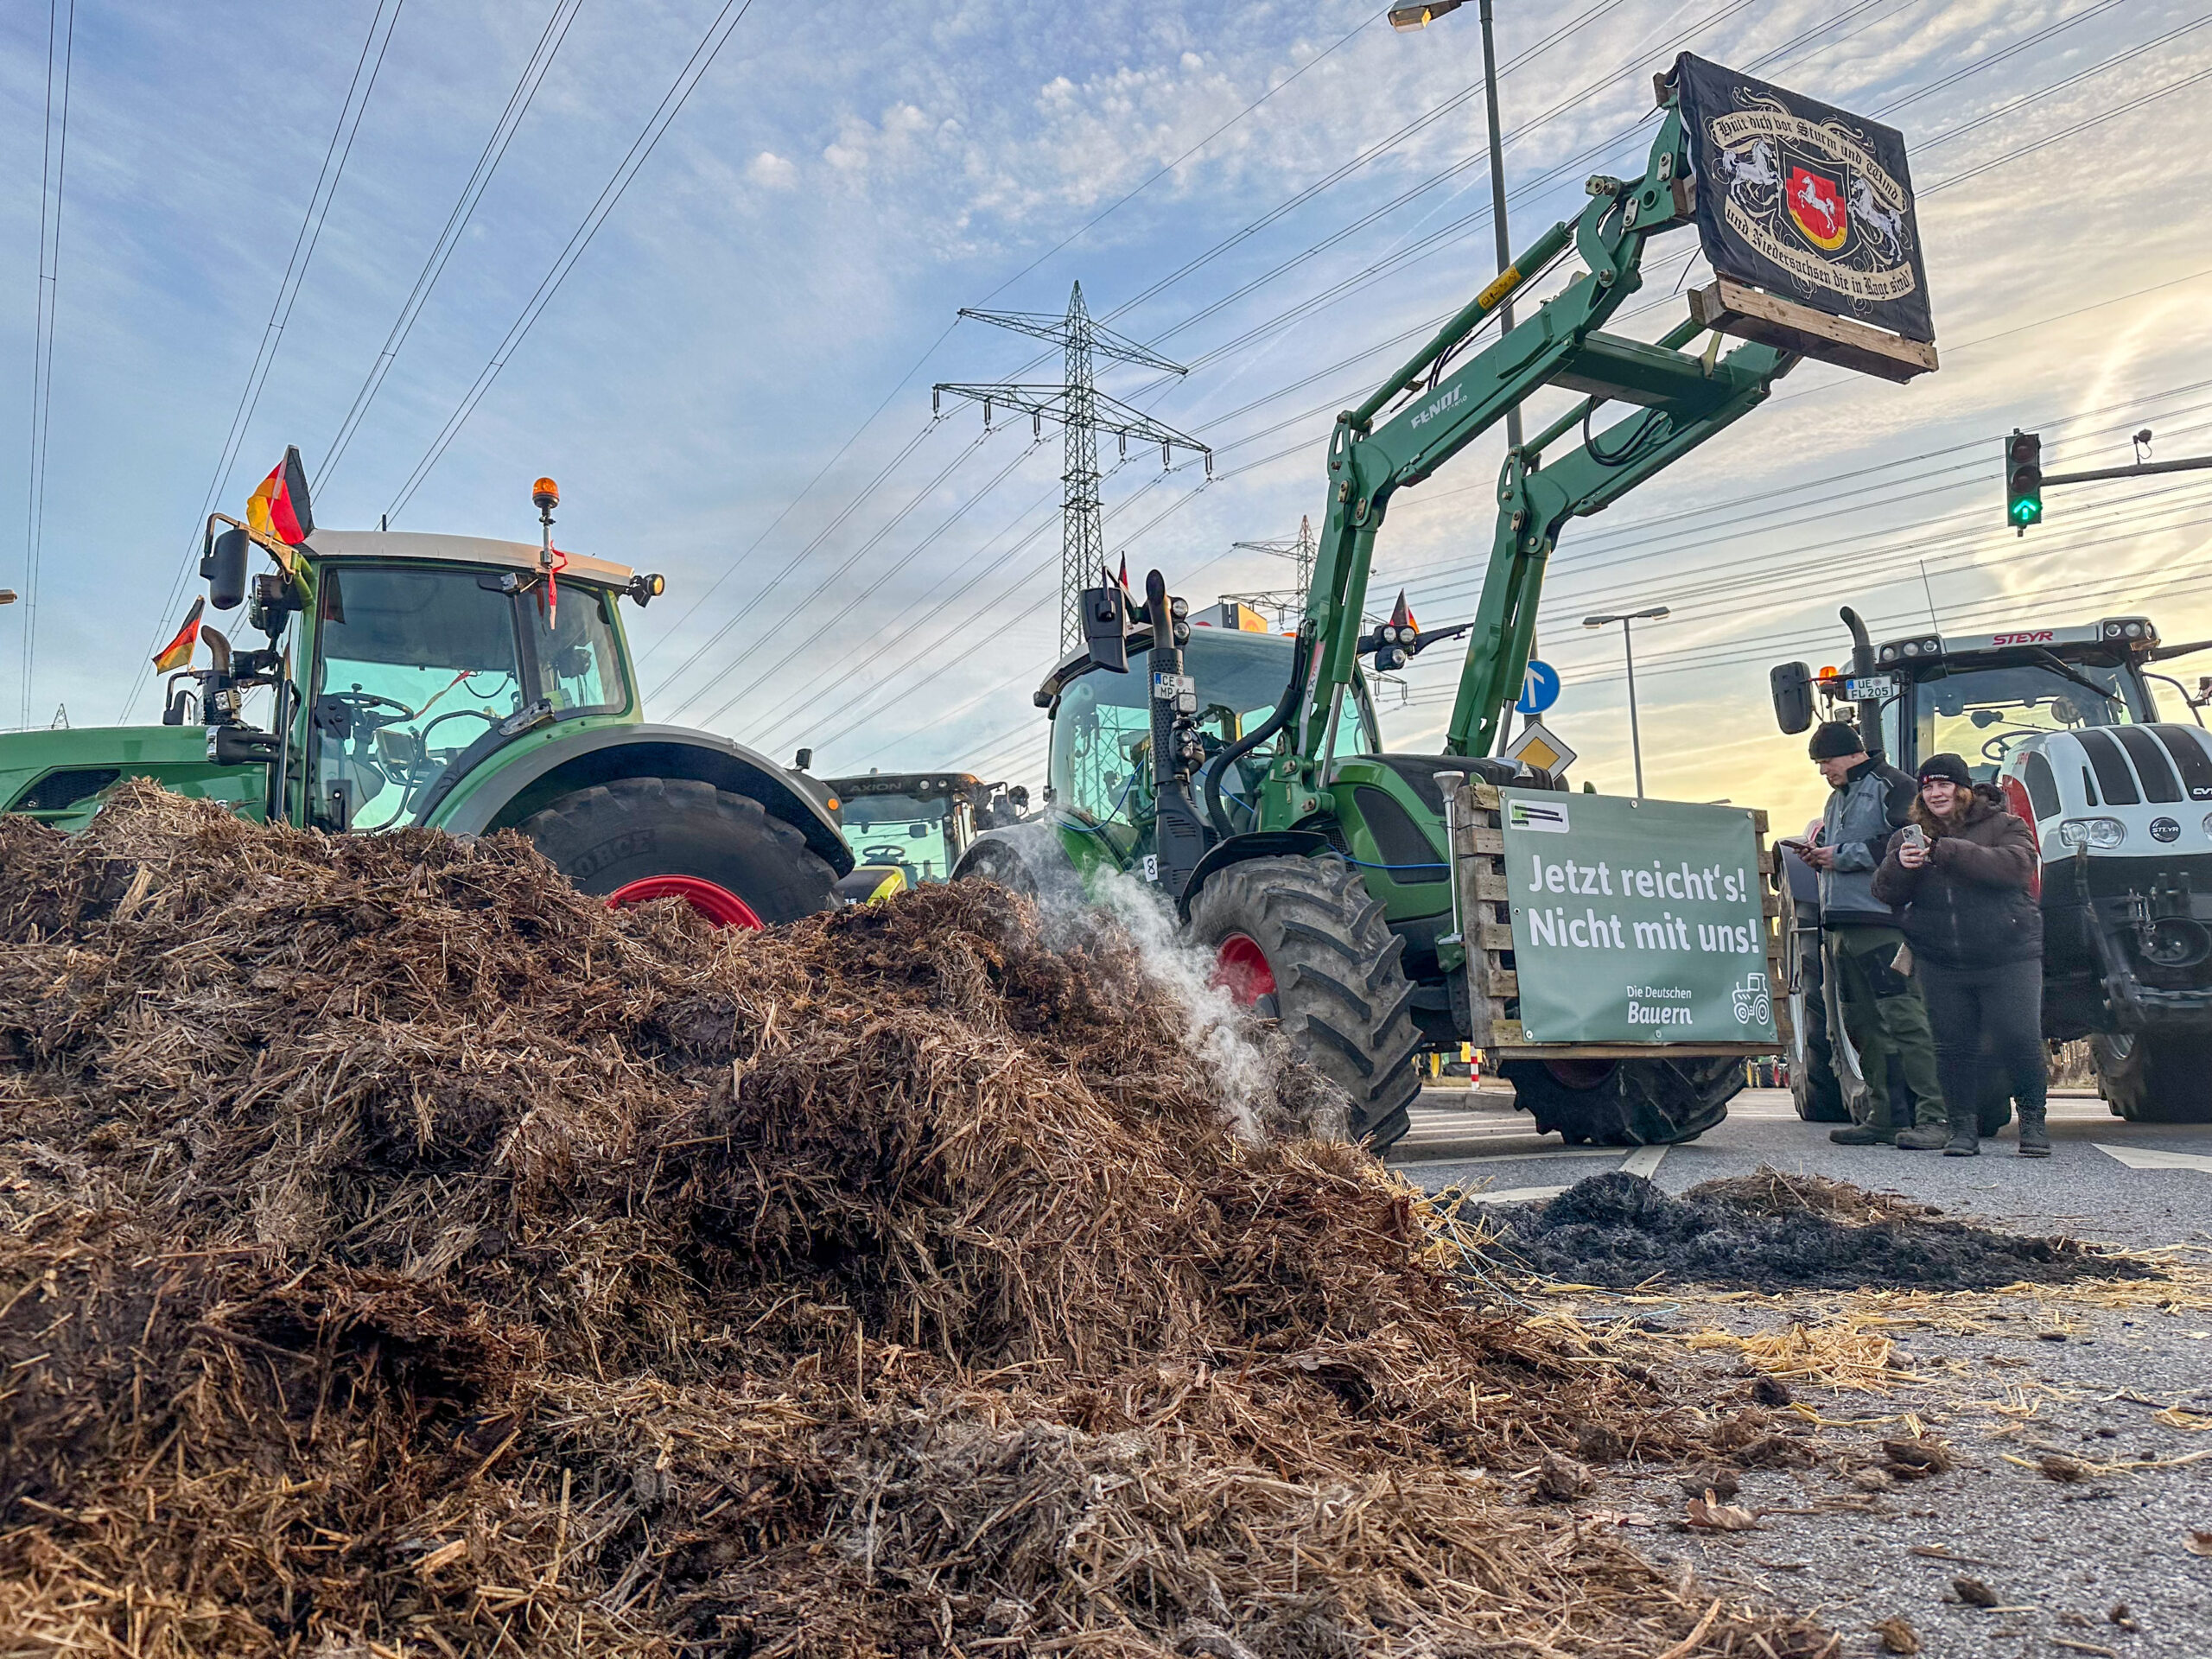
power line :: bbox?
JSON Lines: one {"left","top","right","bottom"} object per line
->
{"left": 380, "top": 0, "right": 759, "bottom": 523}
{"left": 635, "top": 7, "right": 1390, "bottom": 680}
{"left": 690, "top": 433, "right": 1047, "bottom": 731}
{"left": 316, "top": 0, "right": 587, "bottom": 492}
{"left": 19, "top": 0, "right": 75, "bottom": 731}
{"left": 120, "top": 0, "right": 409, "bottom": 721}
{"left": 665, "top": 0, "right": 1870, "bottom": 738}
{"left": 681, "top": 0, "right": 2201, "bottom": 762}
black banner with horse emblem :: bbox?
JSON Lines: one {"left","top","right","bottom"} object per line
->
{"left": 1675, "top": 54, "right": 1934, "bottom": 345}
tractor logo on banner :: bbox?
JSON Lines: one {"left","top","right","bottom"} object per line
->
{"left": 1674, "top": 53, "right": 1933, "bottom": 345}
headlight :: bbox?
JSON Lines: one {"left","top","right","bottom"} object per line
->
{"left": 2058, "top": 817, "right": 2126, "bottom": 849}
{"left": 2201, "top": 810, "right": 2212, "bottom": 838}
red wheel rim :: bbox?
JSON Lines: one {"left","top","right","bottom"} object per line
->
{"left": 606, "top": 874, "right": 764, "bottom": 930}
{"left": 1212, "top": 933, "right": 1276, "bottom": 1005}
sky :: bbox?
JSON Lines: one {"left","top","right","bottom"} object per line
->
{"left": 4, "top": 0, "right": 2211, "bottom": 838}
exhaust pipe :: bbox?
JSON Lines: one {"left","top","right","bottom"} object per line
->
{"left": 1840, "top": 606, "right": 1884, "bottom": 760}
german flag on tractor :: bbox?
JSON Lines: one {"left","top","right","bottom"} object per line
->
{"left": 150, "top": 596, "right": 203, "bottom": 673}
{"left": 246, "top": 445, "right": 315, "bottom": 546}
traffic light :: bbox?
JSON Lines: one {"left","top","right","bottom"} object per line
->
{"left": 2006, "top": 429, "right": 2043, "bottom": 532}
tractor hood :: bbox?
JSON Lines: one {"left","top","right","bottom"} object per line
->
{"left": 0, "top": 723, "right": 269, "bottom": 826}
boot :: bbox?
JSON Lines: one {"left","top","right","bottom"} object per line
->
{"left": 1895, "top": 1118, "right": 1950, "bottom": 1150}
{"left": 1942, "top": 1103, "right": 1979, "bottom": 1157}
{"left": 1830, "top": 1119, "right": 1896, "bottom": 1146}
{"left": 2017, "top": 1099, "right": 2050, "bottom": 1158}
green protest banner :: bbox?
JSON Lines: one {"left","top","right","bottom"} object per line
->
{"left": 1498, "top": 789, "right": 1777, "bottom": 1046}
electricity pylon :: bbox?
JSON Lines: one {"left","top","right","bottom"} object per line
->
{"left": 934, "top": 283, "right": 1211, "bottom": 652}
{"left": 1224, "top": 515, "right": 1318, "bottom": 627}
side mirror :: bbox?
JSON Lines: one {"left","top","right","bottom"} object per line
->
{"left": 1770, "top": 660, "right": 1814, "bottom": 734}
{"left": 792, "top": 747, "right": 813, "bottom": 772}
{"left": 1079, "top": 584, "right": 1128, "bottom": 673}
{"left": 202, "top": 526, "right": 252, "bottom": 611}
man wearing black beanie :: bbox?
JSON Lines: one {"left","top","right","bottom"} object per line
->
{"left": 1802, "top": 720, "right": 1947, "bottom": 1147}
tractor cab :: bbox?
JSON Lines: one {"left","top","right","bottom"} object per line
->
{"left": 292, "top": 532, "right": 644, "bottom": 830}
{"left": 1034, "top": 625, "right": 1376, "bottom": 866}
{"left": 1775, "top": 616, "right": 2183, "bottom": 782}
{"left": 823, "top": 771, "right": 1032, "bottom": 901}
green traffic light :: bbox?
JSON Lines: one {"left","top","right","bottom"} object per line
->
{"left": 2005, "top": 429, "right": 2043, "bottom": 530}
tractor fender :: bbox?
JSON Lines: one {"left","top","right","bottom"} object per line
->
{"left": 427, "top": 723, "right": 854, "bottom": 876}
{"left": 1175, "top": 830, "right": 1333, "bottom": 921}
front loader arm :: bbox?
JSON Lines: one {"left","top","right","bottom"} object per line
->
{"left": 1443, "top": 326, "right": 1793, "bottom": 756}
{"left": 1272, "top": 81, "right": 1799, "bottom": 812}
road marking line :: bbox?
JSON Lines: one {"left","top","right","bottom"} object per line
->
{"left": 1621, "top": 1144, "right": 1668, "bottom": 1179}
{"left": 1455, "top": 1184, "right": 1572, "bottom": 1205}
{"left": 2094, "top": 1142, "right": 2212, "bottom": 1174}
{"left": 1392, "top": 1147, "right": 1622, "bottom": 1168}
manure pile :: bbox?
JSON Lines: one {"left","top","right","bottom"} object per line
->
{"left": 1484, "top": 1169, "right": 2152, "bottom": 1292}
{"left": 0, "top": 785, "right": 1827, "bottom": 1658}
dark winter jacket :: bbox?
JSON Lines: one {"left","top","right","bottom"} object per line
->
{"left": 1818, "top": 757, "right": 1916, "bottom": 926}
{"left": 1871, "top": 783, "right": 2043, "bottom": 968}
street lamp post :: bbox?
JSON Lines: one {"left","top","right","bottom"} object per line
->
{"left": 1583, "top": 606, "right": 1670, "bottom": 797}
{"left": 1389, "top": 0, "right": 1520, "bottom": 451}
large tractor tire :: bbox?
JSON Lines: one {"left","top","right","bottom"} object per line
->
{"left": 2090, "top": 1031, "right": 2212, "bottom": 1123}
{"left": 518, "top": 777, "right": 836, "bottom": 926}
{"left": 1500, "top": 1054, "right": 1740, "bottom": 1147}
{"left": 1776, "top": 877, "right": 1850, "bottom": 1122}
{"left": 1186, "top": 855, "right": 1422, "bottom": 1153}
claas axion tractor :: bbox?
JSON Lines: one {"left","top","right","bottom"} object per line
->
{"left": 957, "top": 54, "right": 1935, "bottom": 1151}
{"left": 0, "top": 462, "right": 852, "bottom": 926}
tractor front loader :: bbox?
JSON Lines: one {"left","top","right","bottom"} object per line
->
{"left": 0, "top": 463, "right": 852, "bottom": 928}
{"left": 960, "top": 54, "right": 1932, "bottom": 1151}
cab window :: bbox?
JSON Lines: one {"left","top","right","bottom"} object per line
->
{"left": 528, "top": 585, "right": 626, "bottom": 715}
{"left": 311, "top": 566, "right": 524, "bottom": 830}
{"left": 842, "top": 791, "right": 962, "bottom": 885}
{"left": 1910, "top": 661, "right": 2147, "bottom": 781}
{"left": 1046, "top": 630, "right": 1377, "bottom": 834}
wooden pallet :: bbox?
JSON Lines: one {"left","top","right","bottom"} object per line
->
{"left": 1435, "top": 774, "right": 1790, "bottom": 1062}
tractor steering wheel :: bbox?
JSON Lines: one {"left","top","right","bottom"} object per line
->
{"left": 1980, "top": 728, "right": 2040, "bottom": 764}
{"left": 859, "top": 843, "right": 909, "bottom": 864}
{"left": 320, "top": 690, "right": 413, "bottom": 728}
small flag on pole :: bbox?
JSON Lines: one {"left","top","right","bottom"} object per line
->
{"left": 246, "top": 446, "right": 315, "bottom": 545}
{"left": 152, "top": 597, "right": 205, "bottom": 673}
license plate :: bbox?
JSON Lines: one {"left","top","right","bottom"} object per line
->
{"left": 1843, "top": 673, "right": 1898, "bottom": 701}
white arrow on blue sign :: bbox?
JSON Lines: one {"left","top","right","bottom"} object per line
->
{"left": 1516, "top": 658, "right": 1560, "bottom": 715}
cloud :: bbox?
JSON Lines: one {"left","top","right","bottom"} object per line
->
{"left": 747, "top": 149, "right": 797, "bottom": 188}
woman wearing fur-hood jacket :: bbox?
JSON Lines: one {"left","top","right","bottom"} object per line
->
{"left": 1872, "top": 753, "right": 2046, "bottom": 1159}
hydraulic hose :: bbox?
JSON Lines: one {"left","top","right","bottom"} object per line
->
{"left": 1205, "top": 626, "right": 1316, "bottom": 839}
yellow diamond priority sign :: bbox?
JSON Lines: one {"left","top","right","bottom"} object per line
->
{"left": 1504, "top": 719, "right": 1577, "bottom": 776}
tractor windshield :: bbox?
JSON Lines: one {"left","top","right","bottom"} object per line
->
{"left": 1050, "top": 630, "right": 1375, "bottom": 833}
{"left": 308, "top": 564, "right": 630, "bottom": 831}
{"left": 841, "top": 791, "right": 962, "bottom": 885}
{"left": 1909, "top": 659, "right": 2152, "bottom": 781}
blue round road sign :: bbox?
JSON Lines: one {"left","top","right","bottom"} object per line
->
{"left": 1517, "top": 658, "right": 1560, "bottom": 715}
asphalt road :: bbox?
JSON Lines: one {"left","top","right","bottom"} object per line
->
{"left": 1392, "top": 1088, "right": 2212, "bottom": 1656}
{"left": 1389, "top": 1087, "right": 2212, "bottom": 1253}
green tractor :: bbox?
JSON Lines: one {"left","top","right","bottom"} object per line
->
{"left": 810, "top": 767, "right": 1031, "bottom": 902}
{"left": 957, "top": 56, "right": 1927, "bottom": 1151}
{"left": 0, "top": 467, "right": 851, "bottom": 925}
